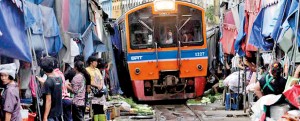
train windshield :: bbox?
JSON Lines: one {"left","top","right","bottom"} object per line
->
{"left": 154, "top": 16, "right": 177, "bottom": 47}
{"left": 128, "top": 7, "right": 154, "bottom": 49}
{"left": 178, "top": 5, "right": 204, "bottom": 46}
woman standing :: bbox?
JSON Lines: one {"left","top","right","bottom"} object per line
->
{"left": 0, "top": 63, "right": 21, "bottom": 121}
{"left": 86, "top": 56, "right": 106, "bottom": 121}
{"left": 66, "top": 61, "right": 90, "bottom": 121}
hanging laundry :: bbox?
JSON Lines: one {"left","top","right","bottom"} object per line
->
{"left": 39, "top": 5, "right": 63, "bottom": 55}
{"left": 220, "top": 11, "right": 237, "bottom": 55}
{"left": 234, "top": 3, "right": 246, "bottom": 56}
{"left": 0, "top": 0, "right": 32, "bottom": 62}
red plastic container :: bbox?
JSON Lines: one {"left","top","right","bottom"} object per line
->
{"left": 28, "top": 113, "right": 36, "bottom": 121}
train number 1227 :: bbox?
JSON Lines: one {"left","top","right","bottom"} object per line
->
{"left": 195, "top": 52, "right": 205, "bottom": 57}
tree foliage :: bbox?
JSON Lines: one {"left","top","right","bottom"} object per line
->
{"left": 205, "top": 5, "right": 216, "bottom": 24}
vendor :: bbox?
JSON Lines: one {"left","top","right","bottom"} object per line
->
{"left": 0, "top": 63, "right": 21, "bottom": 121}
{"left": 254, "top": 61, "right": 287, "bottom": 98}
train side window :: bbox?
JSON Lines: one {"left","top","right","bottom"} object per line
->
{"left": 119, "top": 23, "right": 126, "bottom": 52}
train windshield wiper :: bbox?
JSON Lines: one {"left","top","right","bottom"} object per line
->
{"left": 138, "top": 20, "right": 153, "bottom": 32}
{"left": 178, "top": 17, "right": 191, "bottom": 31}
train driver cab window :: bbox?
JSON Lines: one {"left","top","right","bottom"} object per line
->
{"left": 128, "top": 7, "right": 153, "bottom": 49}
{"left": 178, "top": 5, "right": 204, "bottom": 46}
{"left": 154, "top": 16, "right": 177, "bottom": 47}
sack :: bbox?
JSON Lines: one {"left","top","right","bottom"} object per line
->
{"left": 91, "top": 86, "right": 105, "bottom": 97}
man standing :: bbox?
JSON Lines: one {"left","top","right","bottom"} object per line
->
{"left": 39, "top": 57, "right": 63, "bottom": 121}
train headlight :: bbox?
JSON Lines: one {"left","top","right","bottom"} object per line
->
{"left": 135, "top": 68, "right": 141, "bottom": 75}
{"left": 154, "top": 0, "right": 175, "bottom": 12}
{"left": 197, "top": 64, "right": 203, "bottom": 71}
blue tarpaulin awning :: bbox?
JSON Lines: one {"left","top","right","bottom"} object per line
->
{"left": 0, "top": 0, "right": 32, "bottom": 62}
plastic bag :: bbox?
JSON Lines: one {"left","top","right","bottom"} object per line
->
{"left": 283, "top": 85, "right": 300, "bottom": 108}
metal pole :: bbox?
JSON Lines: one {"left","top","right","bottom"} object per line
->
{"left": 292, "top": 2, "right": 300, "bottom": 74}
{"left": 27, "top": 29, "right": 42, "bottom": 121}
{"left": 243, "top": 58, "right": 247, "bottom": 113}
{"left": 256, "top": 49, "right": 260, "bottom": 82}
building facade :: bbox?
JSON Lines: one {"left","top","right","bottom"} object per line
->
{"left": 112, "top": 0, "right": 122, "bottom": 19}
{"left": 100, "top": 0, "right": 112, "bottom": 18}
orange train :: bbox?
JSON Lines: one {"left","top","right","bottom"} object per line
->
{"left": 115, "top": 0, "right": 208, "bottom": 101}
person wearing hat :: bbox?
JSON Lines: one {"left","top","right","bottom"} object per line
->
{"left": 254, "top": 61, "right": 287, "bottom": 98}
{"left": 0, "top": 63, "right": 22, "bottom": 121}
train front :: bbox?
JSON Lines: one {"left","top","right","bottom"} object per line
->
{"left": 125, "top": 0, "right": 208, "bottom": 101}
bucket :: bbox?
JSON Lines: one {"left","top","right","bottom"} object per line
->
{"left": 106, "top": 108, "right": 112, "bottom": 120}
{"left": 20, "top": 109, "right": 29, "bottom": 121}
{"left": 28, "top": 113, "right": 36, "bottom": 121}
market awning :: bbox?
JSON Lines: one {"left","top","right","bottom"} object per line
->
{"left": 0, "top": 0, "right": 32, "bottom": 62}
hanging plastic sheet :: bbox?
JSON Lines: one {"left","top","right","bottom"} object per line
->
{"left": 23, "top": 1, "right": 45, "bottom": 51}
{"left": 25, "top": 0, "right": 44, "bottom": 4}
{"left": 0, "top": 0, "right": 32, "bottom": 62}
{"left": 234, "top": 3, "right": 246, "bottom": 56}
{"left": 61, "top": 0, "right": 70, "bottom": 32}
{"left": 82, "top": 23, "right": 95, "bottom": 61}
{"left": 279, "top": 28, "right": 300, "bottom": 63}
{"left": 68, "top": 0, "right": 81, "bottom": 33}
{"left": 207, "top": 28, "right": 220, "bottom": 74}
{"left": 106, "top": 31, "right": 123, "bottom": 95}
{"left": 111, "top": 24, "right": 122, "bottom": 57}
{"left": 219, "top": 42, "right": 224, "bottom": 64}
{"left": 261, "top": 0, "right": 280, "bottom": 37}
{"left": 220, "top": 24, "right": 237, "bottom": 55}
{"left": 39, "top": 5, "right": 63, "bottom": 55}
{"left": 249, "top": 9, "right": 274, "bottom": 51}
{"left": 244, "top": 0, "right": 260, "bottom": 53}
{"left": 93, "top": 31, "right": 108, "bottom": 53}
{"left": 278, "top": 0, "right": 300, "bottom": 47}
{"left": 232, "top": 6, "right": 240, "bottom": 29}
{"left": 271, "top": 0, "right": 293, "bottom": 41}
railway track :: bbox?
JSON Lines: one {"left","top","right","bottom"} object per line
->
{"left": 152, "top": 104, "right": 203, "bottom": 121}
